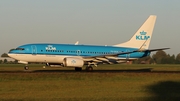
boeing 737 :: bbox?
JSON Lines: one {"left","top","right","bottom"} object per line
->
{"left": 8, "top": 15, "right": 169, "bottom": 71}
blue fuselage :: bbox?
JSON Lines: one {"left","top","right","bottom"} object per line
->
{"left": 9, "top": 43, "right": 150, "bottom": 59}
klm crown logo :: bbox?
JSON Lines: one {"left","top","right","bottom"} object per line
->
{"left": 71, "top": 60, "right": 76, "bottom": 64}
{"left": 136, "top": 31, "right": 150, "bottom": 40}
{"left": 140, "top": 31, "right": 147, "bottom": 35}
{"left": 46, "top": 45, "right": 56, "bottom": 50}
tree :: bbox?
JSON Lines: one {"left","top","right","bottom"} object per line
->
{"left": 14, "top": 60, "right": 18, "bottom": 64}
{"left": 135, "top": 56, "right": 153, "bottom": 64}
{"left": 3, "top": 59, "right": 7, "bottom": 63}
{"left": 152, "top": 50, "right": 168, "bottom": 64}
{"left": 169, "top": 54, "right": 175, "bottom": 64}
{"left": 1, "top": 53, "right": 9, "bottom": 57}
{"left": 0, "top": 60, "right": 2, "bottom": 64}
{"left": 175, "top": 53, "right": 180, "bottom": 64}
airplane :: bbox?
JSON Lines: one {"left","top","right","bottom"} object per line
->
{"left": 8, "top": 15, "right": 169, "bottom": 71}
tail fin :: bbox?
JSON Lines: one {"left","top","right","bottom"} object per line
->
{"left": 114, "top": 15, "right": 157, "bottom": 50}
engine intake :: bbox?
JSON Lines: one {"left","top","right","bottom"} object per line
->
{"left": 63, "top": 57, "right": 84, "bottom": 67}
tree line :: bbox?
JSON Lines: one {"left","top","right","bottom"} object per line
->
{"left": 1, "top": 51, "right": 180, "bottom": 64}
{"left": 134, "top": 50, "right": 180, "bottom": 64}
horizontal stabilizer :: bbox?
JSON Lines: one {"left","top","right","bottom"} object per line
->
{"left": 143, "top": 48, "right": 170, "bottom": 52}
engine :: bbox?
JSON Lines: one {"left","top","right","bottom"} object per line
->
{"left": 63, "top": 57, "right": 84, "bottom": 67}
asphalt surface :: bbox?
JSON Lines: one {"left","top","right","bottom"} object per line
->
{"left": 1, "top": 68, "right": 180, "bottom": 73}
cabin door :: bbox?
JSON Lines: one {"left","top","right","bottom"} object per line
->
{"left": 76, "top": 50, "right": 81, "bottom": 56}
{"left": 126, "top": 50, "right": 130, "bottom": 59}
{"left": 31, "top": 45, "right": 37, "bottom": 55}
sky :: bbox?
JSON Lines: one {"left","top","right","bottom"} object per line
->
{"left": 1, "top": 0, "right": 180, "bottom": 56}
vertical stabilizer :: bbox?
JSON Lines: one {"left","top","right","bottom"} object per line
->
{"left": 114, "top": 15, "right": 157, "bottom": 50}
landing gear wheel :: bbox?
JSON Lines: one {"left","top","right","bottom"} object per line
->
{"left": 24, "top": 66, "right": 29, "bottom": 70}
{"left": 75, "top": 67, "right": 82, "bottom": 71}
{"left": 86, "top": 66, "right": 93, "bottom": 72}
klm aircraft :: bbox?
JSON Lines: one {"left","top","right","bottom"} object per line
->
{"left": 8, "top": 15, "right": 169, "bottom": 71}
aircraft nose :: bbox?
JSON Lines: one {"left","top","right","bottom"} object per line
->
{"left": 7, "top": 53, "right": 11, "bottom": 57}
{"left": 7, "top": 53, "right": 10, "bottom": 57}
{"left": 7, "top": 53, "right": 14, "bottom": 58}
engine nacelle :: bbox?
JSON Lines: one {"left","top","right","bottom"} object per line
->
{"left": 63, "top": 57, "right": 84, "bottom": 67}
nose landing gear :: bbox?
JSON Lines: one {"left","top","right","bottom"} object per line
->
{"left": 24, "top": 65, "right": 29, "bottom": 70}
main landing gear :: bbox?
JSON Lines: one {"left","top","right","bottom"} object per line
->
{"left": 75, "top": 67, "right": 82, "bottom": 71}
{"left": 86, "top": 66, "right": 93, "bottom": 72}
{"left": 74, "top": 66, "right": 94, "bottom": 72}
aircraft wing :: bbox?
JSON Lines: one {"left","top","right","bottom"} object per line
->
{"left": 84, "top": 48, "right": 169, "bottom": 58}
{"left": 83, "top": 51, "right": 138, "bottom": 59}
{"left": 83, "top": 48, "right": 170, "bottom": 63}
{"left": 82, "top": 50, "right": 139, "bottom": 64}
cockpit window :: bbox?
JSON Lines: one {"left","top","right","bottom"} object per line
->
{"left": 9, "top": 49, "right": 15, "bottom": 52}
{"left": 16, "top": 48, "right": 25, "bottom": 50}
{"left": 9, "top": 48, "right": 25, "bottom": 52}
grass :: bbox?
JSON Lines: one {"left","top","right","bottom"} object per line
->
{"left": 0, "top": 64, "right": 180, "bottom": 101}
{"left": 1, "top": 64, "right": 180, "bottom": 71}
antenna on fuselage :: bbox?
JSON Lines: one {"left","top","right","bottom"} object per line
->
{"left": 75, "top": 41, "right": 79, "bottom": 45}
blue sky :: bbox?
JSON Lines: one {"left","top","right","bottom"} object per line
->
{"left": 1, "top": 0, "right": 180, "bottom": 55}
